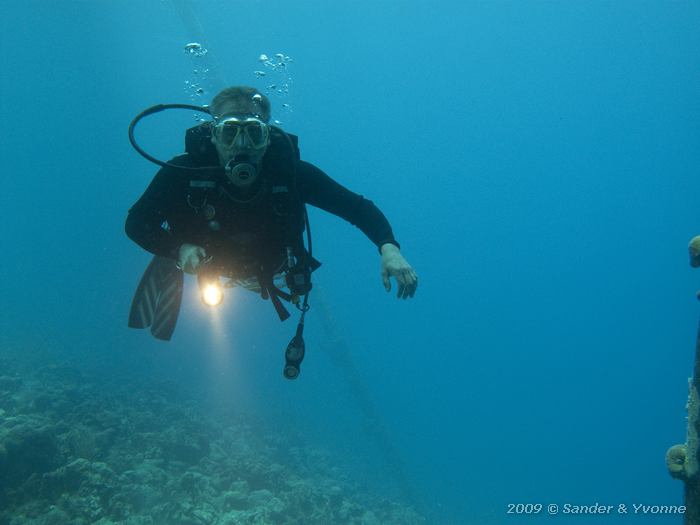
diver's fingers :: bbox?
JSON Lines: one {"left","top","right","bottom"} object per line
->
{"left": 396, "top": 271, "right": 407, "bottom": 299}
{"left": 180, "top": 245, "right": 207, "bottom": 274}
{"left": 382, "top": 267, "right": 391, "bottom": 292}
{"left": 191, "top": 255, "right": 204, "bottom": 273}
{"left": 195, "top": 247, "right": 208, "bottom": 268}
{"left": 398, "top": 271, "right": 407, "bottom": 299}
{"left": 401, "top": 270, "right": 413, "bottom": 299}
{"left": 406, "top": 270, "right": 418, "bottom": 298}
{"left": 183, "top": 256, "right": 196, "bottom": 274}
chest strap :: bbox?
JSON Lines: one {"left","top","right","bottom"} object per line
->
{"left": 258, "top": 272, "right": 292, "bottom": 321}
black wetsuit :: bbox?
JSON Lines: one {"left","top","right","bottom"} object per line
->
{"left": 125, "top": 150, "right": 399, "bottom": 278}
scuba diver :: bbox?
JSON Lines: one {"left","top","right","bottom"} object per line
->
{"left": 125, "top": 86, "right": 418, "bottom": 378}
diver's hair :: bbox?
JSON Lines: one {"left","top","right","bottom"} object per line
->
{"left": 210, "top": 86, "right": 271, "bottom": 123}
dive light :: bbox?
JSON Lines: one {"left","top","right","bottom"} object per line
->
{"left": 198, "top": 273, "right": 224, "bottom": 307}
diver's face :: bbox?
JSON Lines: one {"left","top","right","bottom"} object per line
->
{"left": 211, "top": 104, "right": 269, "bottom": 166}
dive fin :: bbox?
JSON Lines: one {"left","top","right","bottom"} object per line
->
{"left": 128, "top": 256, "right": 184, "bottom": 341}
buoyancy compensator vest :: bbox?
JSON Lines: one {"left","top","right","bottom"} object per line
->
{"left": 182, "top": 120, "right": 319, "bottom": 321}
{"left": 128, "top": 103, "right": 316, "bottom": 379}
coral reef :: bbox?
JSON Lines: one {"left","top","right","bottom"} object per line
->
{"left": 689, "top": 235, "right": 700, "bottom": 268}
{"left": 666, "top": 444, "right": 688, "bottom": 480}
{"left": 0, "top": 357, "right": 425, "bottom": 524}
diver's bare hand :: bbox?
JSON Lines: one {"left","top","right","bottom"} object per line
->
{"left": 177, "top": 243, "right": 207, "bottom": 274}
{"left": 380, "top": 243, "right": 418, "bottom": 299}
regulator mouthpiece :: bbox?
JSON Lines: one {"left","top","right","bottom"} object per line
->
{"left": 225, "top": 159, "right": 258, "bottom": 188}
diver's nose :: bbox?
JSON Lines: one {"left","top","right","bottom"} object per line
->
{"left": 233, "top": 129, "right": 248, "bottom": 148}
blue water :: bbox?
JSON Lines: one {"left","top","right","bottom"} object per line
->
{"left": 2, "top": 1, "right": 699, "bottom": 523}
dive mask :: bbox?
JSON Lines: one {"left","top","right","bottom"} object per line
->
{"left": 212, "top": 116, "right": 269, "bottom": 150}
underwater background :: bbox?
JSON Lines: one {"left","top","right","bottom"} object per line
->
{"left": 1, "top": 1, "right": 699, "bottom": 524}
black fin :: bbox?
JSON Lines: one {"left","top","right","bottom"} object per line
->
{"left": 128, "top": 256, "right": 184, "bottom": 341}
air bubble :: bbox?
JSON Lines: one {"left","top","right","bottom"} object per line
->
{"left": 255, "top": 51, "right": 294, "bottom": 124}
{"left": 183, "top": 43, "right": 212, "bottom": 101}
{"left": 184, "top": 42, "right": 208, "bottom": 57}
